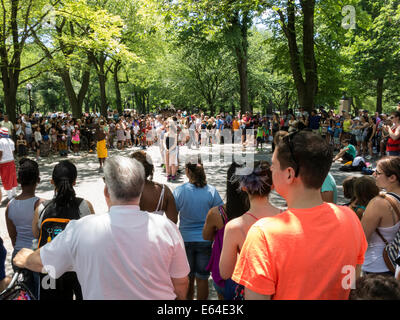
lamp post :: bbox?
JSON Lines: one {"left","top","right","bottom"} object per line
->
{"left": 26, "top": 83, "right": 33, "bottom": 115}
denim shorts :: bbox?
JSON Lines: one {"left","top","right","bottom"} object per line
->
{"left": 184, "top": 242, "right": 212, "bottom": 280}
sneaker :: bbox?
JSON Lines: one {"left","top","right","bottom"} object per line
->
{"left": 172, "top": 175, "right": 176, "bottom": 181}
{"left": 167, "top": 175, "right": 171, "bottom": 182}
{"left": 365, "top": 155, "right": 372, "bottom": 160}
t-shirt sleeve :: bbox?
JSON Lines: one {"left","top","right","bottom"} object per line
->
{"left": 321, "top": 175, "right": 334, "bottom": 193}
{"left": 231, "top": 224, "right": 276, "bottom": 296}
{"left": 173, "top": 188, "right": 182, "bottom": 212}
{"left": 212, "top": 189, "right": 224, "bottom": 208}
{"left": 40, "top": 221, "right": 76, "bottom": 279}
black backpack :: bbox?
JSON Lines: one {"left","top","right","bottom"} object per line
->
{"left": 38, "top": 198, "right": 83, "bottom": 248}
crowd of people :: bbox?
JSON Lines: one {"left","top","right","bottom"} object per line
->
{"left": 0, "top": 103, "right": 400, "bottom": 300}
{"left": 0, "top": 103, "right": 398, "bottom": 165}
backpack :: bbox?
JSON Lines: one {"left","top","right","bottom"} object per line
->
{"left": 375, "top": 192, "right": 400, "bottom": 274}
{"left": 38, "top": 198, "right": 84, "bottom": 248}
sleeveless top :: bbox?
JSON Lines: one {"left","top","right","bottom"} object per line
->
{"left": 7, "top": 197, "right": 40, "bottom": 252}
{"left": 343, "top": 119, "right": 351, "bottom": 133}
{"left": 387, "top": 125, "right": 400, "bottom": 152}
{"left": 206, "top": 206, "right": 228, "bottom": 288}
{"left": 153, "top": 184, "right": 165, "bottom": 216}
{"left": 363, "top": 192, "right": 400, "bottom": 273}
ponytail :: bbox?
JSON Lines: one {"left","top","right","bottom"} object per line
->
{"left": 52, "top": 160, "right": 78, "bottom": 208}
{"left": 54, "top": 177, "right": 76, "bottom": 207}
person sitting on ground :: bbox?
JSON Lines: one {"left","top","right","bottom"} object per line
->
{"left": 14, "top": 156, "right": 190, "bottom": 300}
{"left": 350, "top": 176, "right": 379, "bottom": 220}
{"left": 202, "top": 162, "right": 250, "bottom": 300}
{"left": 131, "top": 151, "right": 178, "bottom": 223}
{"left": 219, "top": 160, "right": 282, "bottom": 300}
{"left": 5, "top": 158, "right": 42, "bottom": 298}
{"left": 232, "top": 130, "right": 368, "bottom": 300}
{"left": 333, "top": 138, "right": 356, "bottom": 163}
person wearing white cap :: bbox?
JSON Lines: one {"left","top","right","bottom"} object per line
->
{"left": 0, "top": 127, "right": 17, "bottom": 201}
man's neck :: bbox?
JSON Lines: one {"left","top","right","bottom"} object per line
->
{"left": 285, "top": 187, "right": 324, "bottom": 209}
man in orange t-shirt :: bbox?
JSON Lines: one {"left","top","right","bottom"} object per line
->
{"left": 232, "top": 131, "right": 368, "bottom": 300}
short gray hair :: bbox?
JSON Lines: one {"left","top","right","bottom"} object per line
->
{"left": 103, "top": 156, "right": 145, "bottom": 202}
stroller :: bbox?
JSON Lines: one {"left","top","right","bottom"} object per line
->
{"left": 0, "top": 270, "right": 37, "bottom": 300}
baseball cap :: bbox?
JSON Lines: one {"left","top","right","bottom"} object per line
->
{"left": 0, "top": 127, "right": 9, "bottom": 137}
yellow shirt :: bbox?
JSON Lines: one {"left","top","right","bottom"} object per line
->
{"left": 232, "top": 120, "right": 240, "bottom": 131}
{"left": 343, "top": 119, "right": 351, "bottom": 133}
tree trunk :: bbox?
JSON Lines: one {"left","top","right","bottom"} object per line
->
{"left": 302, "top": 0, "right": 318, "bottom": 111}
{"left": 59, "top": 66, "right": 90, "bottom": 118}
{"left": 376, "top": 77, "right": 384, "bottom": 114}
{"left": 278, "top": 0, "right": 317, "bottom": 113}
{"left": 114, "top": 60, "right": 123, "bottom": 114}
{"left": 229, "top": 11, "right": 250, "bottom": 115}
{"left": 1, "top": 75, "right": 18, "bottom": 123}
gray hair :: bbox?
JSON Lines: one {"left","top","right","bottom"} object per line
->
{"left": 103, "top": 156, "right": 145, "bottom": 202}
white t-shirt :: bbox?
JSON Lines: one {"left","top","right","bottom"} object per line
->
{"left": 0, "top": 138, "right": 15, "bottom": 163}
{"left": 40, "top": 205, "right": 189, "bottom": 300}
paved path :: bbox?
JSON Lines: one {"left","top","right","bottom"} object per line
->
{"left": 0, "top": 142, "right": 373, "bottom": 299}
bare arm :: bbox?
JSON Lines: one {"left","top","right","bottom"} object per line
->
{"left": 202, "top": 208, "right": 219, "bottom": 241}
{"left": 388, "top": 126, "right": 400, "bottom": 140}
{"left": 5, "top": 205, "right": 17, "bottom": 247}
{"left": 171, "top": 276, "right": 188, "bottom": 300}
{"left": 164, "top": 187, "right": 178, "bottom": 224}
{"left": 219, "top": 220, "right": 241, "bottom": 280}
{"left": 32, "top": 204, "right": 41, "bottom": 239}
{"left": 86, "top": 200, "right": 95, "bottom": 214}
{"left": 13, "top": 248, "right": 44, "bottom": 273}
{"left": 361, "top": 197, "right": 385, "bottom": 241}
{"left": 245, "top": 288, "right": 271, "bottom": 300}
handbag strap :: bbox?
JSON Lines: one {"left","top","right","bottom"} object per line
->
{"left": 375, "top": 192, "right": 400, "bottom": 245}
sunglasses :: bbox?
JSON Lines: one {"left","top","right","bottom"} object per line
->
{"left": 282, "top": 131, "right": 300, "bottom": 177}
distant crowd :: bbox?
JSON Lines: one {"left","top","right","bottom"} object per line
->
{"left": 1, "top": 102, "right": 399, "bottom": 162}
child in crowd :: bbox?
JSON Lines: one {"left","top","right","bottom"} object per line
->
{"left": 342, "top": 176, "right": 357, "bottom": 207}
{"left": 33, "top": 126, "right": 42, "bottom": 159}
{"left": 333, "top": 120, "right": 342, "bottom": 151}
{"left": 256, "top": 123, "right": 268, "bottom": 151}
{"left": 71, "top": 126, "right": 80, "bottom": 156}
{"left": 57, "top": 129, "right": 68, "bottom": 157}
{"left": 350, "top": 176, "right": 379, "bottom": 220}
{"left": 16, "top": 133, "right": 28, "bottom": 157}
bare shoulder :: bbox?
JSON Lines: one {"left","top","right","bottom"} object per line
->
{"left": 225, "top": 216, "right": 245, "bottom": 233}
{"left": 364, "top": 195, "right": 389, "bottom": 217}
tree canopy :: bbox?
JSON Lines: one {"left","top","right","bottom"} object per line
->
{"left": 0, "top": 0, "right": 399, "bottom": 119}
